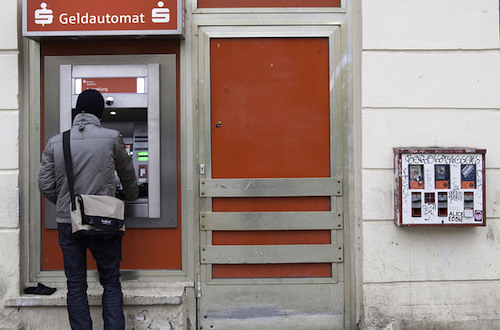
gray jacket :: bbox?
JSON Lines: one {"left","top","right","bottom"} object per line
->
{"left": 38, "top": 113, "right": 138, "bottom": 223}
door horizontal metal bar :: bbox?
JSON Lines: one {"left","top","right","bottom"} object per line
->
{"left": 200, "top": 211, "right": 343, "bottom": 231}
{"left": 200, "top": 178, "right": 342, "bottom": 197}
{"left": 201, "top": 244, "right": 343, "bottom": 264}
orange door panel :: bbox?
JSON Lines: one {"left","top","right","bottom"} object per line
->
{"left": 210, "top": 38, "right": 331, "bottom": 278}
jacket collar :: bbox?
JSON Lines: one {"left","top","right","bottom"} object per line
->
{"left": 73, "top": 113, "right": 101, "bottom": 128}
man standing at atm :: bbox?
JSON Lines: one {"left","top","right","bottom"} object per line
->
{"left": 38, "top": 89, "right": 138, "bottom": 330}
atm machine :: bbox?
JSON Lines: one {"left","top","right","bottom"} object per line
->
{"left": 43, "top": 55, "right": 177, "bottom": 228}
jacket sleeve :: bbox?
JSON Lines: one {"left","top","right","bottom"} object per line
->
{"left": 38, "top": 140, "right": 58, "bottom": 204}
{"left": 114, "top": 134, "right": 138, "bottom": 200}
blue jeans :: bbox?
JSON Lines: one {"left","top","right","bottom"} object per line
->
{"left": 58, "top": 223, "right": 125, "bottom": 330}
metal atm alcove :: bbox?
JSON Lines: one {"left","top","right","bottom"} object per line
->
{"left": 43, "top": 55, "right": 177, "bottom": 228}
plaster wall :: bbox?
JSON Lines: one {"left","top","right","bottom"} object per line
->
{"left": 362, "top": 0, "right": 500, "bottom": 329}
{"left": 0, "top": 0, "right": 21, "bottom": 328}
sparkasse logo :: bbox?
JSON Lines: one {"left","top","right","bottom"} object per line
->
{"left": 152, "top": 1, "right": 170, "bottom": 23}
{"left": 34, "top": 3, "right": 53, "bottom": 26}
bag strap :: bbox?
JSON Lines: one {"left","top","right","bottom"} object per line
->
{"left": 62, "top": 130, "right": 76, "bottom": 211}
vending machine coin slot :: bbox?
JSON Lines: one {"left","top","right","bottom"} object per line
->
{"left": 411, "top": 192, "right": 422, "bottom": 217}
{"left": 437, "top": 192, "right": 448, "bottom": 217}
{"left": 464, "top": 192, "right": 474, "bottom": 218}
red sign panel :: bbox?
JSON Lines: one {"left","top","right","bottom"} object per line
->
{"left": 80, "top": 78, "right": 140, "bottom": 94}
{"left": 23, "top": 0, "right": 183, "bottom": 36}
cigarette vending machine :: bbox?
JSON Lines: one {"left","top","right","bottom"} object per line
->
{"left": 394, "top": 148, "right": 486, "bottom": 227}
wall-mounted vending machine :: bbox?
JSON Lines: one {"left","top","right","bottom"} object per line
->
{"left": 43, "top": 55, "right": 177, "bottom": 228}
{"left": 394, "top": 148, "right": 486, "bottom": 227}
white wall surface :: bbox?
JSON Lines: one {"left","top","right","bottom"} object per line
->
{"left": 0, "top": 0, "right": 20, "bottom": 328}
{"left": 362, "top": 0, "right": 500, "bottom": 328}
{"left": 363, "top": 0, "right": 499, "bottom": 50}
{"left": 363, "top": 52, "right": 500, "bottom": 109}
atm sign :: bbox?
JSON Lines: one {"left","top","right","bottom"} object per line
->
{"left": 78, "top": 78, "right": 143, "bottom": 94}
{"left": 23, "top": 0, "right": 183, "bottom": 36}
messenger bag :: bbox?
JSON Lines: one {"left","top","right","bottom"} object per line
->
{"left": 62, "top": 130, "right": 125, "bottom": 236}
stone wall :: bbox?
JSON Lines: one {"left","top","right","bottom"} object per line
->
{"left": 362, "top": 0, "right": 500, "bottom": 328}
{"left": 0, "top": 0, "right": 21, "bottom": 328}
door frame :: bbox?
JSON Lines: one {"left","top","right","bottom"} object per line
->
{"left": 194, "top": 20, "right": 360, "bottom": 328}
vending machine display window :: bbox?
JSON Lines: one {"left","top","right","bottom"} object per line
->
{"left": 394, "top": 148, "right": 486, "bottom": 227}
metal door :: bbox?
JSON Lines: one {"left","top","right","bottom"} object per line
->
{"left": 197, "top": 26, "right": 347, "bottom": 329}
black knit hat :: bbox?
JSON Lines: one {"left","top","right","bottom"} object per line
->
{"left": 75, "top": 89, "right": 105, "bottom": 118}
